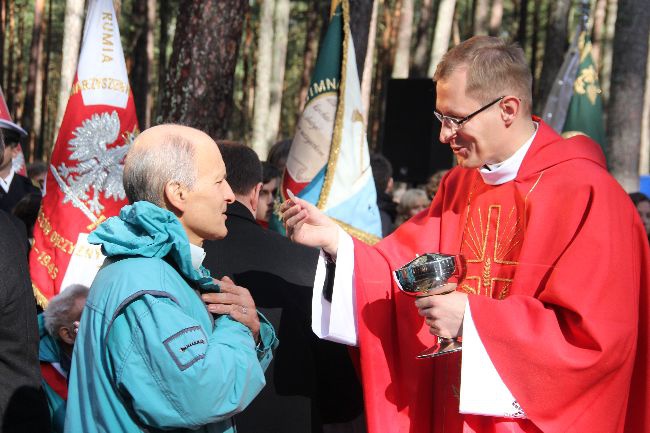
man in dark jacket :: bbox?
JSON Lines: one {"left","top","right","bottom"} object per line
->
{"left": 203, "top": 143, "right": 365, "bottom": 433}
{"left": 0, "top": 128, "right": 41, "bottom": 213}
{"left": 0, "top": 129, "right": 50, "bottom": 432}
{"left": 370, "top": 153, "right": 396, "bottom": 237}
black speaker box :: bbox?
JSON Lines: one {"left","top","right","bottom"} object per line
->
{"left": 381, "top": 78, "right": 453, "bottom": 184}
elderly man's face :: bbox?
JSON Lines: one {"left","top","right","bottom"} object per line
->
{"left": 436, "top": 68, "right": 506, "bottom": 168}
{"left": 181, "top": 134, "right": 235, "bottom": 244}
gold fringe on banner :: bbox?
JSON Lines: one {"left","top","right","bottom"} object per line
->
{"left": 33, "top": 283, "right": 50, "bottom": 309}
{"left": 318, "top": 0, "right": 350, "bottom": 211}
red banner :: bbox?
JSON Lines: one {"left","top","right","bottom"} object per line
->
{"left": 30, "top": 0, "right": 138, "bottom": 306}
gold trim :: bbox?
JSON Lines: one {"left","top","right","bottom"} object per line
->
{"left": 304, "top": 91, "right": 337, "bottom": 109}
{"left": 524, "top": 171, "right": 544, "bottom": 203}
{"left": 330, "top": 0, "right": 342, "bottom": 18}
{"left": 32, "top": 283, "right": 49, "bottom": 309}
{"left": 332, "top": 217, "right": 381, "bottom": 245}
{"left": 317, "top": 0, "right": 350, "bottom": 210}
{"left": 313, "top": 0, "right": 381, "bottom": 246}
{"left": 561, "top": 131, "right": 590, "bottom": 140}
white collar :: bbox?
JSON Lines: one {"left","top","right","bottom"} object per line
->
{"left": 0, "top": 168, "right": 15, "bottom": 193}
{"left": 189, "top": 243, "right": 206, "bottom": 270}
{"left": 478, "top": 123, "right": 538, "bottom": 185}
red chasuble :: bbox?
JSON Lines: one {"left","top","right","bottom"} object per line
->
{"left": 352, "top": 120, "right": 649, "bottom": 433}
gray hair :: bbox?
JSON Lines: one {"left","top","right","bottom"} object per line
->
{"left": 123, "top": 131, "right": 197, "bottom": 206}
{"left": 43, "top": 284, "right": 89, "bottom": 339}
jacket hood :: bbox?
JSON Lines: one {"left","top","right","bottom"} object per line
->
{"left": 88, "top": 201, "right": 212, "bottom": 285}
{"left": 517, "top": 119, "right": 607, "bottom": 180}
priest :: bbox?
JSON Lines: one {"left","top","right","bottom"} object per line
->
{"left": 281, "top": 36, "right": 649, "bottom": 433}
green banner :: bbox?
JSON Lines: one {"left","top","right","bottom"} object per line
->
{"left": 562, "top": 33, "right": 607, "bottom": 149}
{"left": 305, "top": 4, "right": 343, "bottom": 103}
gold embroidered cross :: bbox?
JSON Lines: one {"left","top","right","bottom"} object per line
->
{"left": 460, "top": 204, "right": 521, "bottom": 299}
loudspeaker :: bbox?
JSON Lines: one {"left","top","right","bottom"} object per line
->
{"left": 381, "top": 79, "right": 453, "bottom": 184}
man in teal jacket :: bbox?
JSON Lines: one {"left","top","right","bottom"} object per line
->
{"left": 64, "top": 124, "right": 277, "bottom": 433}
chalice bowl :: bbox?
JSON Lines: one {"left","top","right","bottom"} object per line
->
{"left": 394, "top": 253, "right": 465, "bottom": 359}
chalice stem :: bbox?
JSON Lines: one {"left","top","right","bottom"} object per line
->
{"left": 416, "top": 290, "right": 463, "bottom": 359}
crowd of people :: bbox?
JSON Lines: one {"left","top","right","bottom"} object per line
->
{"left": 0, "top": 35, "right": 648, "bottom": 433}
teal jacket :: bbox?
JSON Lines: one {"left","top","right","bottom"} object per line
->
{"left": 64, "top": 201, "right": 277, "bottom": 433}
{"left": 38, "top": 314, "right": 68, "bottom": 433}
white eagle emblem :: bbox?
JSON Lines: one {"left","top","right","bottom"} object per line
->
{"left": 12, "top": 152, "right": 25, "bottom": 174}
{"left": 51, "top": 111, "right": 134, "bottom": 222}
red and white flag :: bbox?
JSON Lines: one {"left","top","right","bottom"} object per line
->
{"left": 0, "top": 85, "right": 28, "bottom": 176}
{"left": 30, "top": 0, "right": 138, "bottom": 306}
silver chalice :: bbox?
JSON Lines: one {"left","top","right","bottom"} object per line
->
{"left": 394, "top": 253, "right": 465, "bottom": 359}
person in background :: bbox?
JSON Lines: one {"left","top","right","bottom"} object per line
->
{"left": 0, "top": 128, "right": 40, "bottom": 213}
{"left": 27, "top": 161, "right": 48, "bottom": 192}
{"left": 369, "top": 153, "right": 396, "bottom": 237}
{"left": 39, "top": 284, "right": 89, "bottom": 433}
{"left": 204, "top": 142, "right": 365, "bottom": 433}
{"left": 256, "top": 162, "right": 280, "bottom": 228}
{"left": 629, "top": 192, "right": 650, "bottom": 242}
{"left": 395, "top": 188, "right": 430, "bottom": 226}
{"left": 267, "top": 139, "right": 292, "bottom": 172}
{"left": 425, "top": 169, "right": 450, "bottom": 200}
{"left": 12, "top": 192, "right": 41, "bottom": 240}
{"left": 0, "top": 125, "right": 51, "bottom": 433}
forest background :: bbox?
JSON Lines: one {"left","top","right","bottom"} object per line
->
{"left": 2, "top": 0, "right": 649, "bottom": 190}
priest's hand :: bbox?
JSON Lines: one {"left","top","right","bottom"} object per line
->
{"left": 415, "top": 286, "right": 468, "bottom": 338}
{"left": 202, "top": 276, "right": 260, "bottom": 344}
{"left": 280, "top": 195, "right": 340, "bottom": 258}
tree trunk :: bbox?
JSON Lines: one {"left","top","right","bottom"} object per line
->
{"left": 489, "top": 0, "right": 503, "bottom": 36}
{"left": 5, "top": 0, "right": 14, "bottom": 113}
{"left": 530, "top": 0, "right": 541, "bottom": 96}
{"left": 392, "top": 0, "right": 414, "bottom": 78}
{"left": 159, "top": 0, "right": 248, "bottom": 139}
{"left": 607, "top": 0, "right": 650, "bottom": 190}
{"left": 11, "top": 2, "right": 24, "bottom": 121}
{"left": 21, "top": 0, "right": 46, "bottom": 161}
{"left": 600, "top": 0, "right": 618, "bottom": 103}
{"left": 369, "top": 0, "right": 401, "bottom": 150}
{"left": 266, "top": 0, "right": 290, "bottom": 147}
{"left": 473, "top": 0, "right": 490, "bottom": 35}
{"left": 349, "top": 0, "right": 374, "bottom": 80}
{"left": 591, "top": 0, "right": 607, "bottom": 68}
{"left": 361, "top": 0, "right": 378, "bottom": 120}
{"left": 516, "top": 0, "right": 529, "bottom": 48}
{"left": 0, "top": 0, "right": 5, "bottom": 88}
{"left": 411, "top": 0, "right": 433, "bottom": 77}
{"left": 54, "top": 0, "right": 84, "bottom": 143}
{"left": 536, "top": 0, "right": 570, "bottom": 114}
{"left": 157, "top": 0, "right": 171, "bottom": 112}
{"left": 297, "top": 2, "right": 323, "bottom": 111}
{"left": 428, "top": 0, "right": 456, "bottom": 77}
{"left": 241, "top": 8, "right": 254, "bottom": 128}
{"left": 37, "top": 0, "right": 53, "bottom": 161}
{"left": 131, "top": 0, "right": 156, "bottom": 129}
{"left": 640, "top": 34, "right": 650, "bottom": 175}
{"left": 250, "top": 0, "right": 274, "bottom": 156}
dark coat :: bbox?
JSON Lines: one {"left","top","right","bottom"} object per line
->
{"left": 0, "top": 210, "right": 50, "bottom": 432}
{"left": 203, "top": 201, "right": 364, "bottom": 433}
{"left": 0, "top": 174, "right": 41, "bottom": 213}
{"left": 377, "top": 191, "right": 396, "bottom": 237}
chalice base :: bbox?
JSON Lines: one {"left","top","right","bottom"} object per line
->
{"left": 416, "top": 337, "right": 462, "bottom": 359}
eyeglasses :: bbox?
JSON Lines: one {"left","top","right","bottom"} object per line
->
{"left": 434, "top": 96, "right": 505, "bottom": 131}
